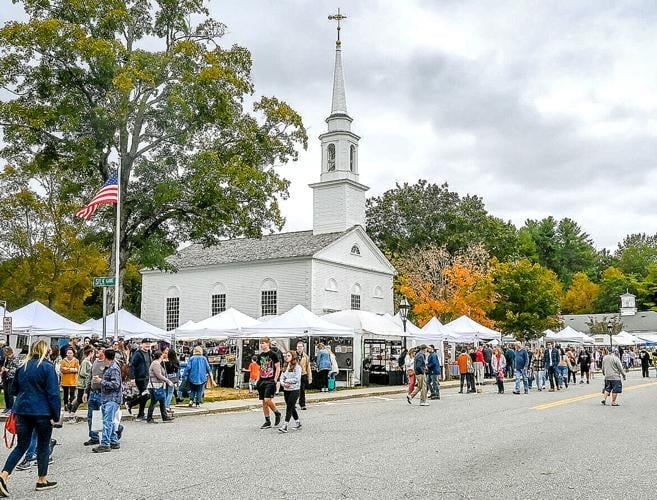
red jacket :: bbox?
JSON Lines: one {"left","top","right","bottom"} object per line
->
{"left": 475, "top": 350, "right": 485, "bottom": 363}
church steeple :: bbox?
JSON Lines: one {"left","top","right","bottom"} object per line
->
{"left": 310, "top": 9, "right": 369, "bottom": 235}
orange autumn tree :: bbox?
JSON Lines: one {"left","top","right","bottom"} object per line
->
{"left": 395, "top": 243, "right": 496, "bottom": 327}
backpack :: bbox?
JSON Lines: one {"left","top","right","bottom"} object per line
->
{"left": 4, "top": 411, "right": 17, "bottom": 448}
{"left": 398, "top": 354, "right": 405, "bottom": 368}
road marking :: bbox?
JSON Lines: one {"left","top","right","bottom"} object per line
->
{"left": 532, "top": 381, "right": 657, "bottom": 410}
{"left": 373, "top": 396, "right": 396, "bottom": 401}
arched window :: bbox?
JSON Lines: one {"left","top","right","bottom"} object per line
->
{"left": 351, "top": 283, "right": 361, "bottom": 311}
{"left": 210, "top": 283, "right": 226, "bottom": 316}
{"left": 166, "top": 286, "right": 180, "bottom": 331}
{"left": 373, "top": 286, "right": 383, "bottom": 299}
{"left": 261, "top": 279, "right": 278, "bottom": 316}
{"left": 350, "top": 145, "right": 356, "bottom": 172}
{"left": 326, "top": 278, "right": 338, "bottom": 292}
{"left": 350, "top": 244, "right": 360, "bottom": 256}
{"left": 327, "top": 143, "right": 336, "bottom": 171}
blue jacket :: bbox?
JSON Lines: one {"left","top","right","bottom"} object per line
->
{"left": 414, "top": 351, "right": 427, "bottom": 375}
{"left": 514, "top": 348, "right": 529, "bottom": 370}
{"left": 130, "top": 349, "right": 152, "bottom": 381}
{"left": 184, "top": 355, "right": 212, "bottom": 385}
{"left": 317, "top": 349, "right": 331, "bottom": 371}
{"left": 12, "top": 358, "right": 61, "bottom": 420}
{"left": 544, "top": 348, "right": 561, "bottom": 368}
{"left": 427, "top": 352, "right": 441, "bottom": 375}
{"left": 101, "top": 361, "right": 123, "bottom": 404}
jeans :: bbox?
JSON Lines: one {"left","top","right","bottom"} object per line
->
{"left": 427, "top": 373, "right": 440, "bottom": 398}
{"left": 514, "top": 369, "right": 528, "bottom": 393}
{"left": 536, "top": 370, "right": 546, "bottom": 390}
{"left": 165, "top": 384, "right": 175, "bottom": 408}
{"left": 24, "top": 429, "right": 56, "bottom": 461}
{"left": 558, "top": 366, "right": 569, "bottom": 388}
{"left": 410, "top": 374, "right": 427, "bottom": 402}
{"left": 547, "top": 366, "right": 559, "bottom": 389}
{"left": 87, "top": 391, "right": 102, "bottom": 441}
{"left": 2, "top": 415, "right": 52, "bottom": 477}
{"left": 71, "top": 388, "right": 85, "bottom": 413}
{"left": 100, "top": 401, "right": 119, "bottom": 448}
{"left": 283, "top": 389, "right": 299, "bottom": 423}
{"left": 189, "top": 382, "right": 205, "bottom": 404}
{"left": 147, "top": 388, "right": 167, "bottom": 421}
{"left": 460, "top": 373, "right": 474, "bottom": 392}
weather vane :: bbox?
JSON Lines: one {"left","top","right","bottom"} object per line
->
{"left": 328, "top": 8, "right": 347, "bottom": 44}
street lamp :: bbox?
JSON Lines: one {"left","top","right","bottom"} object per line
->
{"left": 399, "top": 296, "right": 410, "bottom": 349}
{"left": 607, "top": 319, "right": 613, "bottom": 350}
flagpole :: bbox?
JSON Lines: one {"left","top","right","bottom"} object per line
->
{"left": 113, "top": 163, "right": 121, "bottom": 341}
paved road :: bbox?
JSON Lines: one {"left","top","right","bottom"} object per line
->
{"left": 1, "top": 371, "right": 656, "bottom": 499}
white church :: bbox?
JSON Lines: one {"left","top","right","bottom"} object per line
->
{"left": 141, "top": 27, "right": 396, "bottom": 330}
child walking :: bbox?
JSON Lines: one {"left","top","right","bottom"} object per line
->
{"left": 247, "top": 356, "right": 260, "bottom": 394}
{"left": 279, "top": 351, "right": 302, "bottom": 433}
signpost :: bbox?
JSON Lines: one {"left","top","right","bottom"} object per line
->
{"left": 2, "top": 317, "right": 11, "bottom": 337}
{"left": 93, "top": 277, "right": 115, "bottom": 340}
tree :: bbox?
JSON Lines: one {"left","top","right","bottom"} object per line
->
{"left": 635, "top": 263, "right": 657, "bottom": 312}
{"left": 615, "top": 233, "right": 657, "bottom": 278}
{"left": 490, "top": 259, "right": 562, "bottom": 339}
{"left": 520, "top": 217, "right": 597, "bottom": 285}
{"left": 593, "top": 267, "right": 636, "bottom": 313}
{"left": 395, "top": 243, "right": 496, "bottom": 327}
{"left": 366, "top": 180, "right": 518, "bottom": 260}
{"left": 0, "top": 168, "right": 107, "bottom": 320}
{"left": 562, "top": 272, "right": 600, "bottom": 314}
{"left": 0, "top": 1, "right": 307, "bottom": 308}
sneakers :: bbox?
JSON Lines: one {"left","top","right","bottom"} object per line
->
{"left": 16, "top": 459, "right": 36, "bottom": 471}
{"left": 145, "top": 419, "right": 158, "bottom": 424}
{"left": 278, "top": 425, "right": 288, "bottom": 433}
{"left": 35, "top": 481, "right": 57, "bottom": 491}
{"left": 83, "top": 439, "right": 99, "bottom": 446}
{"left": 116, "top": 424, "right": 124, "bottom": 440}
{"left": 260, "top": 421, "right": 272, "bottom": 429}
{"left": 0, "top": 476, "right": 8, "bottom": 497}
{"left": 110, "top": 443, "right": 120, "bottom": 450}
{"left": 92, "top": 445, "right": 111, "bottom": 453}
{"left": 300, "top": 406, "right": 307, "bottom": 410}
{"left": 274, "top": 412, "right": 282, "bottom": 426}
{"left": 293, "top": 422, "right": 302, "bottom": 430}
{"left": 406, "top": 395, "right": 412, "bottom": 405}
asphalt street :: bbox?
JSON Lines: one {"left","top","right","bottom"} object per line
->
{"left": 1, "top": 371, "right": 656, "bottom": 500}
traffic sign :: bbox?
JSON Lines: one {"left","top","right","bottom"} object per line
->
{"left": 2, "top": 317, "right": 11, "bottom": 336}
{"left": 93, "top": 277, "right": 116, "bottom": 287}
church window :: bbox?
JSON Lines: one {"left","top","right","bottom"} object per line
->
{"left": 166, "top": 297, "right": 180, "bottom": 331}
{"left": 350, "top": 244, "right": 360, "bottom": 255}
{"left": 373, "top": 286, "right": 383, "bottom": 299}
{"left": 326, "top": 278, "right": 338, "bottom": 292}
{"left": 327, "top": 143, "right": 336, "bottom": 171}
{"left": 350, "top": 145, "right": 356, "bottom": 172}
{"left": 351, "top": 284, "right": 361, "bottom": 311}
{"left": 210, "top": 283, "right": 227, "bottom": 316}
{"left": 261, "top": 279, "right": 278, "bottom": 317}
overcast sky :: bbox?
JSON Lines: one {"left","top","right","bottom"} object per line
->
{"left": 3, "top": 1, "right": 657, "bottom": 249}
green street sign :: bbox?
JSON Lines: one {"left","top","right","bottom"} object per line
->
{"left": 93, "top": 277, "right": 116, "bottom": 287}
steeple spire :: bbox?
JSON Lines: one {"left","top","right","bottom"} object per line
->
{"left": 328, "top": 9, "right": 348, "bottom": 117}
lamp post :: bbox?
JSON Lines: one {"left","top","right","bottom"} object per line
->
{"left": 607, "top": 320, "right": 613, "bottom": 351}
{"left": 399, "top": 296, "right": 410, "bottom": 349}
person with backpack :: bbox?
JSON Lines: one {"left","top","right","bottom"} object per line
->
{"left": 0, "top": 340, "right": 60, "bottom": 496}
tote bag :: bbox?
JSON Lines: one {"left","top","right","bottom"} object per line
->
{"left": 91, "top": 409, "right": 103, "bottom": 432}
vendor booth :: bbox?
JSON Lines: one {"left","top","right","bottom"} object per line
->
{"left": 546, "top": 326, "right": 593, "bottom": 345}
{"left": 86, "top": 309, "right": 169, "bottom": 341}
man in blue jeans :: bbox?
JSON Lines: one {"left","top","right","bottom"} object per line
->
{"left": 92, "top": 348, "right": 123, "bottom": 453}
{"left": 512, "top": 342, "right": 529, "bottom": 395}
{"left": 427, "top": 345, "right": 441, "bottom": 400}
{"left": 82, "top": 344, "right": 106, "bottom": 446}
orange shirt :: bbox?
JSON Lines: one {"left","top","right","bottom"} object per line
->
{"left": 457, "top": 353, "right": 470, "bottom": 374}
{"left": 248, "top": 361, "right": 260, "bottom": 381}
{"left": 60, "top": 357, "right": 80, "bottom": 387}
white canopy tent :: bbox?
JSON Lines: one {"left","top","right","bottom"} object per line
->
{"left": 176, "top": 308, "right": 261, "bottom": 340}
{"left": 242, "top": 305, "right": 354, "bottom": 338}
{"left": 546, "top": 326, "right": 594, "bottom": 345}
{"left": 443, "top": 315, "right": 502, "bottom": 343}
{"left": 386, "top": 313, "right": 423, "bottom": 336}
{"left": 87, "top": 309, "right": 169, "bottom": 340}
{"left": 9, "top": 301, "right": 89, "bottom": 337}
{"left": 635, "top": 333, "right": 657, "bottom": 345}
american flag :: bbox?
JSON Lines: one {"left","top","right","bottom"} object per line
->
{"left": 75, "top": 171, "right": 119, "bottom": 221}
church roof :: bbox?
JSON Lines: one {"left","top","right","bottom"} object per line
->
{"left": 166, "top": 230, "right": 346, "bottom": 269}
{"left": 562, "top": 311, "right": 657, "bottom": 334}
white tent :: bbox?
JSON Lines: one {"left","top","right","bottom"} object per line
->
{"left": 9, "top": 301, "right": 89, "bottom": 337}
{"left": 385, "top": 313, "right": 423, "bottom": 335}
{"left": 635, "top": 333, "right": 657, "bottom": 345}
{"left": 87, "top": 309, "right": 169, "bottom": 340}
{"left": 176, "top": 308, "right": 260, "bottom": 340}
{"left": 419, "top": 317, "right": 451, "bottom": 341}
{"left": 547, "top": 326, "right": 593, "bottom": 344}
{"left": 242, "top": 305, "right": 354, "bottom": 338}
{"left": 323, "top": 310, "right": 410, "bottom": 338}
{"left": 443, "top": 315, "right": 501, "bottom": 342}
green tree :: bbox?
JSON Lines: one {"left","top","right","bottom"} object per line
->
{"left": 0, "top": 1, "right": 307, "bottom": 307}
{"left": 561, "top": 272, "right": 599, "bottom": 314}
{"left": 635, "top": 263, "right": 657, "bottom": 311}
{"left": 593, "top": 267, "right": 636, "bottom": 313}
{"left": 520, "top": 217, "right": 597, "bottom": 285}
{"left": 366, "top": 180, "right": 518, "bottom": 259}
{"left": 490, "top": 258, "right": 562, "bottom": 339}
{"left": 615, "top": 233, "right": 657, "bottom": 278}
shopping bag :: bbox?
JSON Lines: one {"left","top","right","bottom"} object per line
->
{"left": 328, "top": 377, "right": 336, "bottom": 391}
{"left": 91, "top": 409, "right": 103, "bottom": 432}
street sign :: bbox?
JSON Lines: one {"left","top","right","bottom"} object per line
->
{"left": 3, "top": 317, "right": 11, "bottom": 336}
{"left": 93, "top": 277, "right": 116, "bottom": 287}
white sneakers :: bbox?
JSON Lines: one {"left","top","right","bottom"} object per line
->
{"left": 279, "top": 421, "right": 302, "bottom": 433}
